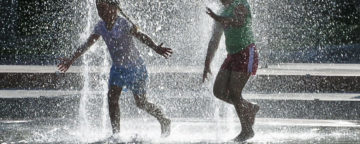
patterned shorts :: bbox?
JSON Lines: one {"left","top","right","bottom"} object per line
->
{"left": 220, "top": 43, "right": 259, "bottom": 75}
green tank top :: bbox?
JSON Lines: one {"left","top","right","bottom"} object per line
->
{"left": 221, "top": 0, "right": 255, "bottom": 54}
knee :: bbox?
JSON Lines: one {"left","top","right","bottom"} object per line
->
{"left": 213, "top": 86, "right": 221, "bottom": 97}
{"left": 108, "top": 87, "right": 121, "bottom": 105}
{"left": 108, "top": 95, "right": 119, "bottom": 105}
{"left": 229, "top": 89, "right": 242, "bottom": 98}
{"left": 213, "top": 86, "right": 229, "bottom": 100}
{"left": 135, "top": 99, "right": 147, "bottom": 109}
{"left": 109, "top": 99, "right": 119, "bottom": 106}
{"left": 229, "top": 91, "right": 245, "bottom": 104}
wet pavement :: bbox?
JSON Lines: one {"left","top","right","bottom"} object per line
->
{"left": 1, "top": 90, "right": 360, "bottom": 120}
{"left": 1, "top": 63, "right": 360, "bottom": 76}
{"left": 1, "top": 63, "right": 360, "bottom": 143}
{"left": 1, "top": 118, "right": 360, "bottom": 143}
{"left": 1, "top": 63, "right": 360, "bottom": 94}
{"left": 1, "top": 90, "right": 360, "bottom": 101}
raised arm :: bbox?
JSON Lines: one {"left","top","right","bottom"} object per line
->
{"left": 58, "top": 34, "right": 100, "bottom": 72}
{"left": 206, "top": 4, "right": 249, "bottom": 28}
{"left": 203, "top": 22, "right": 224, "bottom": 82}
{"left": 130, "top": 26, "right": 173, "bottom": 59}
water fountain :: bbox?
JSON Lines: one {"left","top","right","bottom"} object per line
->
{"left": 0, "top": 0, "right": 360, "bottom": 143}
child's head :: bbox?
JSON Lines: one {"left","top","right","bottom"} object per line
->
{"left": 96, "top": 0, "right": 120, "bottom": 22}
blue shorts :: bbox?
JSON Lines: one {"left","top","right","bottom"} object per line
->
{"left": 109, "top": 64, "right": 148, "bottom": 95}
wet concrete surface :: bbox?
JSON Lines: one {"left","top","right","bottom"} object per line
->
{"left": 1, "top": 63, "right": 360, "bottom": 76}
{"left": 1, "top": 64, "right": 360, "bottom": 93}
{"left": 1, "top": 91, "right": 360, "bottom": 120}
{"left": 1, "top": 64, "right": 360, "bottom": 143}
{"left": 1, "top": 118, "right": 359, "bottom": 143}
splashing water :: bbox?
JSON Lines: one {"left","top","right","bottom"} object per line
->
{"left": 71, "top": 0, "right": 230, "bottom": 142}
{"left": 1, "top": 0, "right": 359, "bottom": 143}
{"left": 75, "top": 1, "right": 111, "bottom": 142}
{"left": 62, "top": 0, "right": 359, "bottom": 142}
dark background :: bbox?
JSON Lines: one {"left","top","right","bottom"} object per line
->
{"left": 0, "top": 0, "right": 359, "bottom": 65}
{"left": 0, "top": 0, "right": 87, "bottom": 65}
{"left": 264, "top": 0, "right": 360, "bottom": 63}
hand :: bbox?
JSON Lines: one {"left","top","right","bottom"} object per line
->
{"left": 206, "top": 7, "right": 218, "bottom": 20}
{"left": 155, "top": 43, "right": 173, "bottom": 59}
{"left": 202, "top": 64, "right": 212, "bottom": 83}
{"left": 57, "top": 57, "right": 72, "bottom": 73}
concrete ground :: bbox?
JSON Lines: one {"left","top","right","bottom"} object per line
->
{"left": 1, "top": 90, "right": 360, "bottom": 143}
{"left": 1, "top": 63, "right": 360, "bottom": 93}
{"left": 1, "top": 63, "right": 360, "bottom": 76}
{"left": 1, "top": 90, "right": 360, "bottom": 101}
{"left": 1, "top": 90, "right": 360, "bottom": 120}
{"left": 1, "top": 118, "right": 360, "bottom": 143}
{"left": 1, "top": 63, "right": 360, "bottom": 143}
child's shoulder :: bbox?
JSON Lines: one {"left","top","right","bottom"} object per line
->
{"left": 117, "top": 17, "right": 130, "bottom": 24}
{"left": 116, "top": 17, "right": 133, "bottom": 28}
{"left": 95, "top": 20, "right": 105, "bottom": 28}
{"left": 93, "top": 20, "right": 105, "bottom": 35}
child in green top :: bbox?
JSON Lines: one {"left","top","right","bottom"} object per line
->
{"left": 203, "top": 0, "right": 259, "bottom": 142}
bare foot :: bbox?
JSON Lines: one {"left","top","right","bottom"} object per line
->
{"left": 160, "top": 118, "right": 171, "bottom": 137}
{"left": 232, "top": 129, "right": 255, "bottom": 142}
{"left": 248, "top": 104, "right": 260, "bottom": 126}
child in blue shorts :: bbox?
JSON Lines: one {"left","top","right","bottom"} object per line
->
{"left": 58, "top": 0, "right": 172, "bottom": 137}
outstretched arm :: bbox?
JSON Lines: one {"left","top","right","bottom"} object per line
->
{"left": 130, "top": 26, "right": 173, "bottom": 59}
{"left": 203, "top": 22, "right": 224, "bottom": 82}
{"left": 58, "top": 34, "right": 100, "bottom": 72}
{"left": 206, "top": 4, "right": 249, "bottom": 28}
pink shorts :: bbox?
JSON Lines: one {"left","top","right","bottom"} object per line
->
{"left": 220, "top": 44, "right": 258, "bottom": 75}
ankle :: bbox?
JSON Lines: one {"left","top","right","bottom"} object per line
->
{"left": 243, "top": 127, "right": 253, "bottom": 132}
{"left": 158, "top": 117, "right": 170, "bottom": 123}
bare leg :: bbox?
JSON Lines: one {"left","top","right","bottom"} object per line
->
{"left": 228, "top": 72, "right": 256, "bottom": 142}
{"left": 108, "top": 85, "right": 122, "bottom": 134}
{"left": 134, "top": 94, "right": 171, "bottom": 137}
{"left": 213, "top": 70, "right": 233, "bottom": 104}
{"left": 213, "top": 69, "right": 259, "bottom": 142}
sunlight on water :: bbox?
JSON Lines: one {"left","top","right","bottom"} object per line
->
{"left": 1, "top": 0, "right": 359, "bottom": 143}
{"left": 74, "top": 0, "right": 227, "bottom": 142}
{"left": 75, "top": 1, "right": 111, "bottom": 142}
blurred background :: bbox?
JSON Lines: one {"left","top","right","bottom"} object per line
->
{"left": 1, "top": 0, "right": 359, "bottom": 65}
{"left": 1, "top": 0, "right": 360, "bottom": 143}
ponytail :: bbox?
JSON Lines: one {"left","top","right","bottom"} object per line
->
{"left": 96, "top": 0, "right": 139, "bottom": 29}
{"left": 116, "top": 5, "right": 137, "bottom": 27}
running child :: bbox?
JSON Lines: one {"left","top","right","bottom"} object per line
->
{"left": 58, "top": 0, "right": 172, "bottom": 137}
{"left": 203, "top": 0, "right": 259, "bottom": 142}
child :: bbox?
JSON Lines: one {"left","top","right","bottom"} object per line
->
{"left": 58, "top": 0, "right": 172, "bottom": 137}
{"left": 203, "top": 0, "right": 259, "bottom": 142}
